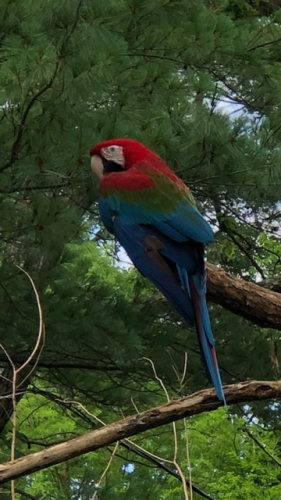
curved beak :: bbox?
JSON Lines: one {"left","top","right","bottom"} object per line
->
{"left": 90, "top": 155, "right": 104, "bottom": 180}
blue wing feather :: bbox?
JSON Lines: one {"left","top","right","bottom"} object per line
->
{"left": 114, "top": 219, "right": 195, "bottom": 324}
{"left": 154, "top": 207, "right": 214, "bottom": 244}
{"left": 99, "top": 194, "right": 214, "bottom": 244}
{"left": 98, "top": 198, "right": 115, "bottom": 233}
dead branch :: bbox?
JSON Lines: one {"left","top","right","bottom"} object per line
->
{"left": 0, "top": 379, "right": 280, "bottom": 484}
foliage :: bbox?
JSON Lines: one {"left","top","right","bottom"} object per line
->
{"left": 2, "top": 395, "right": 281, "bottom": 499}
{"left": 1, "top": 0, "right": 281, "bottom": 497}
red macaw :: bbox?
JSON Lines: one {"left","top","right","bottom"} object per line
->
{"left": 90, "top": 139, "right": 226, "bottom": 405}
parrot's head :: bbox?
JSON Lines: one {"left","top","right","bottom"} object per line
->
{"left": 90, "top": 138, "right": 155, "bottom": 179}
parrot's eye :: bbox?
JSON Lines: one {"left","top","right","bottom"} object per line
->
{"left": 101, "top": 145, "right": 125, "bottom": 168}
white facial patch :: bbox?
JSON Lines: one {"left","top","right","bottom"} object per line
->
{"left": 91, "top": 155, "right": 104, "bottom": 179}
{"left": 101, "top": 145, "right": 125, "bottom": 167}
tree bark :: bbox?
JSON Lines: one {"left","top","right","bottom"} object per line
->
{"left": 0, "top": 379, "right": 280, "bottom": 484}
{"left": 206, "top": 262, "right": 281, "bottom": 330}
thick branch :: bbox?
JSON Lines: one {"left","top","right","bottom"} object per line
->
{"left": 259, "top": 276, "right": 281, "bottom": 294}
{"left": 206, "top": 263, "right": 281, "bottom": 330}
{"left": 0, "top": 380, "right": 280, "bottom": 484}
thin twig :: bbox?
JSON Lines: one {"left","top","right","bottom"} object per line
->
{"left": 142, "top": 357, "right": 190, "bottom": 500}
{"left": 244, "top": 427, "right": 281, "bottom": 467}
{"left": 131, "top": 398, "right": 140, "bottom": 414}
{"left": 141, "top": 358, "right": 170, "bottom": 400}
{"left": 15, "top": 266, "right": 44, "bottom": 376}
{"left": 180, "top": 353, "right": 188, "bottom": 389}
{"left": 4, "top": 267, "right": 45, "bottom": 500}
{"left": 184, "top": 419, "right": 193, "bottom": 500}
{"left": 90, "top": 441, "right": 119, "bottom": 500}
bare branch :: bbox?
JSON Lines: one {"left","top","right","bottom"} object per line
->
{"left": 2, "top": 267, "right": 45, "bottom": 500}
{"left": 15, "top": 266, "right": 45, "bottom": 383}
{"left": 90, "top": 441, "right": 119, "bottom": 500}
{"left": 142, "top": 357, "right": 190, "bottom": 500}
{"left": 0, "top": 380, "right": 280, "bottom": 484}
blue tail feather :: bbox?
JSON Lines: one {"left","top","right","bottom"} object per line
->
{"left": 189, "top": 275, "right": 226, "bottom": 406}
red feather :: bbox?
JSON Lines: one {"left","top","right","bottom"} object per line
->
{"left": 100, "top": 168, "right": 155, "bottom": 191}
{"left": 90, "top": 139, "right": 186, "bottom": 190}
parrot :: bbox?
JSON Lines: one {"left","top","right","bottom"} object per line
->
{"left": 90, "top": 138, "right": 226, "bottom": 405}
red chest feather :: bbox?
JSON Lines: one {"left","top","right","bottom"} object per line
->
{"left": 99, "top": 168, "right": 155, "bottom": 192}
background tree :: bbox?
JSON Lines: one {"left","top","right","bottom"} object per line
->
{"left": 1, "top": 0, "right": 281, "bottom": 497}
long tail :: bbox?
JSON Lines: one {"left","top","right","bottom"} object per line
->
{"left": 189, "top": 275, "right": 226, "bottom": 406}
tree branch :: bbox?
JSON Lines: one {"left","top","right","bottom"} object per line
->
{"left": 0, "top": 379, "right": 280, "bottom": 484}
{"left": 0, "top": 62, "right": 61, "bottom": 174}
{"left": 206, "top": 263, "right": 281, "bottom": 330}
{"left": 243, "top": 427, "right": 281, "bottom": 468}
{"left": 121, "top": 440, "right": 215, "bottom": 500}
{"left": 1, "top": 484, "right": 39, "bottom": 500}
